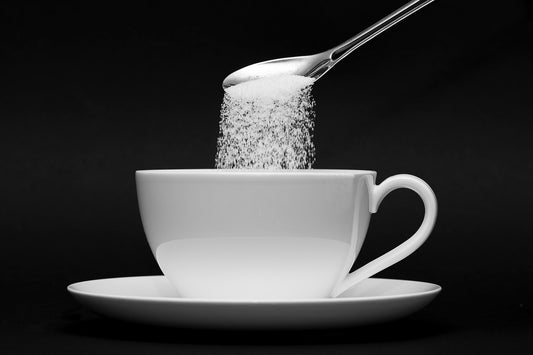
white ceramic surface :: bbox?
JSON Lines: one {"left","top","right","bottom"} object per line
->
{"left": 67, "top": 276, "right": 441, "bottom": 329}
{"left": 136, "top": 170, "right": 437, "bottom": 299}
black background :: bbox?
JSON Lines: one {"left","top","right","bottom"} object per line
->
{"left": 2, "top": 0, "right": 532, "bottom": 353}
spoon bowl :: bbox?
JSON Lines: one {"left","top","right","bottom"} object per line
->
{"left": 222, "top": 54, "right": 329, "bottom": 89}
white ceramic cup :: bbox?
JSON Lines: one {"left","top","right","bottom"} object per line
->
{"left": 136, "top": 170, "right": 437, "bottom": 300}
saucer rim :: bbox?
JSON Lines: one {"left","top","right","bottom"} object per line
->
{"left": 67, "top": 275, "right": 442, "bottom": 304}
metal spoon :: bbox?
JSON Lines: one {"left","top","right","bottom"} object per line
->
{"left": 222, "top": 0, "right": 435, "bottom": 89}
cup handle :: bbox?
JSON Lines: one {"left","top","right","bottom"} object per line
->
{"left": 331, "top": 174, "right": 438, "bottom": 297}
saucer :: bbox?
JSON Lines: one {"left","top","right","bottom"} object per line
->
{"left": 67, "top": 276, "right": 441, "bottom": 329}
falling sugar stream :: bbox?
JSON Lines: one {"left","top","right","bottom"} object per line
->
{"left": 215, "top": 75, "right": 317, "bottom": 169}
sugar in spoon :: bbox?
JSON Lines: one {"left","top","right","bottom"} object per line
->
{"left": 222, "top": 0, "right": 435, "bottom": 89}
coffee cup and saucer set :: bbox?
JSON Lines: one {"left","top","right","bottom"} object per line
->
{"left": 68, "top": 170, "right": 441, "bottom": 330}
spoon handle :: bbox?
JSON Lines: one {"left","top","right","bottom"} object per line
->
{"left": 329, "top": 0, "right": 435, "bottom": 62}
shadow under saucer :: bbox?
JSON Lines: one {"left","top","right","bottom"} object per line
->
{"left": 55, "top": 307, "right": 454, "bottom": 346}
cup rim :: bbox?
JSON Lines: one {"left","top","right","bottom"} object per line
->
{"left": 136, "top": 169, "right": 377, "bottom": 176}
